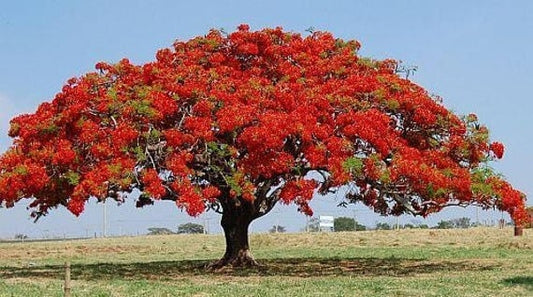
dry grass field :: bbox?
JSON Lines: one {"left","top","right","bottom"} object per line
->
{"left": 0, "top": 227, "right": 531, "bottom": 296}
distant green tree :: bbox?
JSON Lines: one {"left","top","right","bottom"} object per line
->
{"left": 334, "top": 217, "right": 355, "bottom": 231}
{"left": 147, "top": 227, "right": 175, "bottom": 235}
{"left": 375, "top": 222, "right": 392, "bottom": 230}
{"left": 355, "top": 222, "right": 367, "bottom": 231}
{"left": 402, "top": 223, "right": 415, "bottom": 229}
{"left": 177, "top": 223, "right": 204, "bottom": 234}
{"left": 269, "top": 225, "right": 286, "bottom": 233}
{"left": 452, "top": 217, "right": 472, "bottom": 228}
{"left": 334, "top": 217, "right": 366, "bottom": 231}
{"left": 418, "top": 224, "right": 430, "bottom": 229}
{"left": 435, "top": 217, "right": 473, "bottom": 229}
{"left": 435, "top": 220, "right": 454, "bottom": 229}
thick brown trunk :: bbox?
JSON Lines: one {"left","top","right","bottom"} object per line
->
{"left": 208, "top": 201, "right": 259, "bottom": 269}
{"left": 220, "top": 216, "right": 258, "bottom": 267}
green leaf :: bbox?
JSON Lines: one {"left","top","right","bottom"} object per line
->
{"left": 379, "top": 170, "right": 391, "bottom": 183}
{"left": 131, "top": 146, "right": 146, "bottom": 162}
{"left": 64, "top": 171, "right": 80, "bottom": 186}
{"left": 207, "top": 142, "right": 230, "bottom": 157}
{"left": 130, "top": 99, "right": 156, "bottom": 117}
{"left": 342, "top": 157, "right": 363, "bottom": 175}
{"left": 146, "top": 129, "right": 161, "bottom": 142}
{"left": 13, "top": 165, "right": 28, "bottom": 176}
{"left": 226, "top": 176, "right": 242, "bottom": 196}
{"left": 386, "top": 99, "right": 400, "bottom": 111}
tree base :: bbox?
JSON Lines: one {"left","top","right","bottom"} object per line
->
{"left": 206, "top": 249, "right": 259, "bottom": 270}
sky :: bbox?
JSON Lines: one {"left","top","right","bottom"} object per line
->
{"left": 0, "top": 0, "right": 531, "bottom": 238}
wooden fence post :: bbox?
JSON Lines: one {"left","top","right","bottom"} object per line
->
{"left": 64, "top": 261, "right": 71, "bottom": 297}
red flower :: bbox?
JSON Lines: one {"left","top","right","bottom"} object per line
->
{"left": 67, "top": 198, "right": 85, "bottom": 216}
{"left": 142, "top": 169, "right": 166, "bottom": 199}
{"left": 202, "top": 186, "right": 221, "bottom": 202}
{"left": 490, "top": 142, "right": 505, "bottom": 159}
{"left": 237, "top": 24, "right": 250, "bottom": 31}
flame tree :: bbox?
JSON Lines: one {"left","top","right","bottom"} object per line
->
{"left": 0, "top": 25, "right": 527, "bottom": 267}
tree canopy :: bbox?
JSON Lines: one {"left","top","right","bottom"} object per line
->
{"left": 334, "top": 217, "right": 366, "bottom": 231}
{"left": 177, "top": 223, "right": 204, "bottom": 234}
{"left": 0, "top": 25, "right": 527, "bottom": 266}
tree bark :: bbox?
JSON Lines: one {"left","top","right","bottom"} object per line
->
{"left": 208, "top": 198, "right": 260, "bottom": 269}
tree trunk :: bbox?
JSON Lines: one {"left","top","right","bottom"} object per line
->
{"left": 208, "top": 199, "right": 260, "bottom": 269}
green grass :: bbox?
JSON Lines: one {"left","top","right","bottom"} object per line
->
{"left": 0, "top": 227, "right": 531, "bottom": 296}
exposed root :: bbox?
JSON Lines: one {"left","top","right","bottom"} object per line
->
{"left": 206, "top": 249, "right": 259, "bottom": 271}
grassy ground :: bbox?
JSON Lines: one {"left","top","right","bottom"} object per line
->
{"left": 0, "top": 227, "right": 531, "bottom": 296}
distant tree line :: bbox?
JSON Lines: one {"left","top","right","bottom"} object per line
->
{"left": 303, "top": 216, "right": 502, "bottom": 232}
{"left": 147, "top": 223, "right": 204, "bottom": 235}
{"left": 434, "top": 217, "right": 473, "bottom": 229}
{"left": 148, "top": 215, "right": 517, "bottom": 236}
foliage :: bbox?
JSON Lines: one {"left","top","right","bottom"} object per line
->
{"left": 375, "top": 222, "right": 392, "bottom": 230}
{"left": 0, "top": 24, "right": 527, "bottom": 259}
{"left": 453, "top": 217, "right": 474, "bottom": 228}
{"left": 435, "top": 220, "right": 455, "bottom": 229}
{"left": 434, "top": 217, "right": 473, "bottom": 229}
{"left": 269, "top": 225, "right": 286, "bottom": 233}
{"left": 333, "top": 216, "right": 366, "bottom": 231}
{"left": 147, "top": 227, "right": 175, "bottom": 235}
{"left": 177, "top": 223, "right": 204, "bottom": 234}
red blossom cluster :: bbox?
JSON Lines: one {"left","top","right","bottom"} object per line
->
{"left": 0, "top": 25, "right": 527, "bottom": 224}
{"left": 279, "top": 179, "right": 318, "bottom": 216}
{"left": 141, "top": 169, "right": 166, "bottom": 199}
{"left": 489, "top": 142, "right": 504, "bottom": 159}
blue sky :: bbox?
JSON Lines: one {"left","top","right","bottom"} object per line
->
{"left": 0, "top": 1, "right": 531, "bottom": 238}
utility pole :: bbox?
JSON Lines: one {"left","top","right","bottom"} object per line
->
{"left": 275, "top": 208, "right": 281, "bottom": 233}
{"left": 353, "top": 209, "right": 357, "bottom": 231}
{"left": 396, "top": 216, "right": 400, "bottom": 230}
{"left": 203, "top": 217, "right": 211, "bottom": 234}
